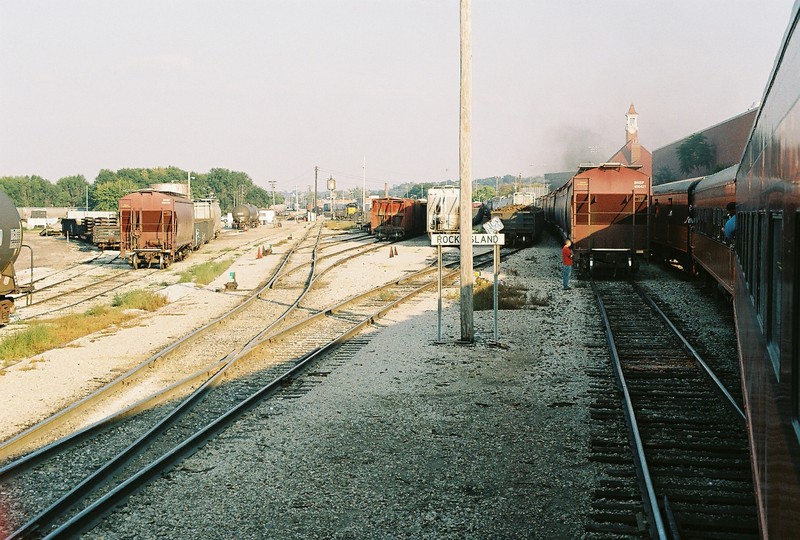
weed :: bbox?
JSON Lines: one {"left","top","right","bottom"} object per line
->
{"left": 473, "top": 278, "right": 530, "bottom": 311}
{"left": 178, "top": 258, "right": 234, "bottom": 285}
{"left": 325, "top": 221, "right": 357, "bottom": 230}
{"left": 112, "top": 290, "right": 168, "bottom": 311}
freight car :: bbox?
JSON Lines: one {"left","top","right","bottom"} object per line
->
{"left": 543, "top": 162, "right": 650, "bottom": 274}
{"left": 193, "top": 198, "right": 222, "bottom": 249}
{"left": 232, "top": 204, "right": 259, "bottom": 229}
{"left": 0, "top": 190, "right": 31, "bottom": 325}
{"left": 731, "top": 4, "right": 800, "bottom": 535}
{"left": 119, "top": 189, "right": 195, "bottom": 269}
{"left": 371, "top": 197, "right": 426, "bottom": 241}
{"left": 426, "top": 186, "right": 487, "bottom": 234}
{"left": 489, "top": 204, "right": 543, "bottom": 246}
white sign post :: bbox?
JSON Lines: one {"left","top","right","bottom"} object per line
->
{"left": 431, "top": 232, "right": 505, "bottom": 343}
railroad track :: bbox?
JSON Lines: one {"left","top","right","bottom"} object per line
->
{"left": 0, "top": 244, "right": 510, "bottom": 538}
{"left": 585, "top": 279, "right": 757, "bottom": 539}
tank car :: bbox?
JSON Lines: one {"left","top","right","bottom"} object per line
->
{"left": 543, "top": 162, "right": 651, "bottom": 274}
{"left": 119, "top": 189, "right": 195, "bottom": 269}
{"left": 732, "top": 3, "right": 800, "bottom": 535}
{"left": 371, "top": 197, "right": 426, "bottom": 241}
{"left": 0, "top": 190, "right": 29, "bottom": 325}
{"left": 232, "top": 203, "right": 260, "bottom": 229}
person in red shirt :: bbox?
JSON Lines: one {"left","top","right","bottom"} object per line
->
{"left": 562, "top": 239, "right": 573, "bottom": 290}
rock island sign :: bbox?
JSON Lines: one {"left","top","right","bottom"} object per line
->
{"left": 430, "top": 233, "right": 505, "bottom": 246}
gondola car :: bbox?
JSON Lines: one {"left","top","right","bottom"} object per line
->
{"left": 733, "top": 2, "right": 800, "bottom": 535}
{"left": 489, "top": 204, "right": 543, "bottom": 246}
{"left": 371, "top": 197, "right": 426, "bottom": 240}
{"left": 543, "top": 162, "right": 651, "bottom": 274}
{"left": 119, "top": 189, "right": 194, "bottom": 269}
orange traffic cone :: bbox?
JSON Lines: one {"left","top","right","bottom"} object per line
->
{"left": 393, "top": 246, "right": 398, "bottom": 256}
{"left": 389, "top": 246, "right": 394, "bottom": 258}
{"left": 257, "top": 246, "right": 262, "bottom": 259}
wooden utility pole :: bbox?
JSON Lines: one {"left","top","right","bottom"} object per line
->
{"left": 314, "top": 166, "right": 318, "bottom": 214}
{"left": 459, "top": 0, "right": 474, "bottom": 343}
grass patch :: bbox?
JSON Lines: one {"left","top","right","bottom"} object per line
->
{"left": 473, "top": 278, "right": 531, "bottom": 311}
{"left": 0, "top": 289, "right": 168, "bottom": 364}
{"left": 178, "top": 258, "right": 234, "bottom": 285}
{"left": 112, "top": 289, "right": 169, "bottom": 311}
{"left": 324, "top": 221, "right": 357, "bottom": 230}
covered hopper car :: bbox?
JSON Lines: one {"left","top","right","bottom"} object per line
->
{"left": 119, "top": 189, "right": 195, "bottom": 269}
{"left": 543, "top": 162, "right": 650, "bottom": 274}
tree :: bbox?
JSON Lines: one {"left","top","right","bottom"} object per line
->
{"left": 93, "top": 178, "right": 138, "bottom": 211}
{"left": 654, "top": 166, "right": 676, "bottom": 185}
{"left": 473, "top": 185, "right": 496, "bottom": 202}
{"left": 55, "top": 175, "right": 89, "bottom": 207}
{"left": 677, "top": 134, "right": 714, "bottom": 176}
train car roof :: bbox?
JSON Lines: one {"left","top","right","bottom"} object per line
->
{"left": 652, "top": 176, "right": 703, "bottom": 195}
{"left": 694, "top": 164, "right": 738, "bottom": 191}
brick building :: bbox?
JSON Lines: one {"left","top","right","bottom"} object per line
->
{"left": 651, "top": 107, "right": 758, "bottom": 184}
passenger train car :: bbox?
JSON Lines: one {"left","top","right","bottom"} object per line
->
{"left": 542, "top": 162, "right": 651, "bottom": 273}
{"left": 651, "top": 166, "right": 737, "bottom": 294}
{"left": 732, "top": 2, "right": 800, "bottom": 534}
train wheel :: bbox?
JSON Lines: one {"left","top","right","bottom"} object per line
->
{"left": 131, "top": 254, "right": 138, "bottom": 269}
{"left": 158, "top": 254, "right": 164, "bottom": 269}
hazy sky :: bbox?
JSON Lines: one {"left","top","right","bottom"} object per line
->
{"left": 1, "top": 1, "right": 794, "bottom": 193}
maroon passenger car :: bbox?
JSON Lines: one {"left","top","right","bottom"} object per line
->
{"left": 119, "top": 189, "right": 195, "bottom": 269}
{"left": 734, "top": 2, "right": 800, "bottom": 535}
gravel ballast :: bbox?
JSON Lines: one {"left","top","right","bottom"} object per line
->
{"left": 1, "top": 230, "right": 742, "bottom": 539}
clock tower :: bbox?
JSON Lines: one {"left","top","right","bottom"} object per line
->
{"left": 626, "top": 104, "right": 639, "bottom": 145}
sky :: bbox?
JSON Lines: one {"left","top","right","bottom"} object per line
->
{"left": 0, "top": 1, "right": 794, "bottom": 194}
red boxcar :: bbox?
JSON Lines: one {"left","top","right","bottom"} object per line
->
{"left": 119, "top": 189, "right": 195, "bottom": 269}
{"left": 370, "top": 197, "right": 426, "bottom": 241}
{"left": 733, "top": 3, "right": 800, "bottom": 535}
{"left": 544, "top": 163, "right": 650, "bottom": 273}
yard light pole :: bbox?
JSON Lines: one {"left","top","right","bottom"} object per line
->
{"left": 268, "top": 180, "right": 276, "bottom": 208}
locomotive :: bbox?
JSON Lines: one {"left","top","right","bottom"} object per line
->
{"left": 0, "top": 190, "right": 32, "bottom": 325}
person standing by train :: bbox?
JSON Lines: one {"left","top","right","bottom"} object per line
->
{"left": 562, "top": 238, "right": 573, "bottom": 290}
{"left": 723, "top": 202, "right": 736, "bottom": 244}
